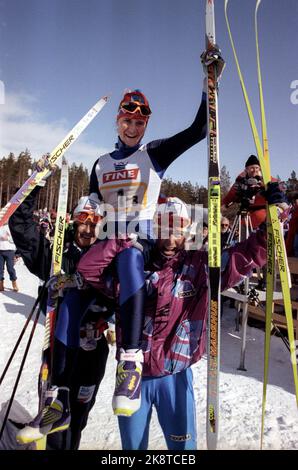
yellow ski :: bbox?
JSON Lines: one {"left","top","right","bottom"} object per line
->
{"left": 224, "top": 0, "right": 298, "bottom": 447}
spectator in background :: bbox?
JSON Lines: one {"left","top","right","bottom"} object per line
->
{"left": 39, "top": 216, "right": 52, "bottom": 241}
{"left": 49, "top": 210, "right": 57, "bottom": 239}
{"left": 222, "top": 155, "right": 269, "bottom": 229}
{"left": 221, "top": 216, "right": 230, "bottom": 249}
{"left": 202, "top": 222, "right": 208, "bottom": 251}
{"left": 0, "top": 223, "right": 18, "bottom": 292}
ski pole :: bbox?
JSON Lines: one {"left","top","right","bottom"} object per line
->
{"left": 0, "top": 284, "right": 47, "bottom": 387}
{"left": 0, "top": 299, "right": 44, "bottom": 441}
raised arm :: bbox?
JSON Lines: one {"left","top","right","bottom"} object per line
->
{"left": 146, "top": 91, "right": 207, "bottom": 175}
{"left": 9, "top": 186, "right": 52, "bottom": 280}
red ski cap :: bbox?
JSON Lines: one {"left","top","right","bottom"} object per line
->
{"left": 117, "top": 89, "right": 151, "bottom": 121}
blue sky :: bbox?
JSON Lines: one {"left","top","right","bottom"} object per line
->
{"left": 0, "top": 0, "right": 297, "bottom": 185}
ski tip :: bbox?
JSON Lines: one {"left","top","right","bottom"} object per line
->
{"left": 102, "top": 94, "right": 111, "bottom": 102}
{"left": 256, "top": 0, "right": 262, "bottom": 11}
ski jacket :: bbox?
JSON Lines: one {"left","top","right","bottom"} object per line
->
{"left": 77, "top": 229, "right": 267, "bottom": 376}
{"left": 89, "top": 93, "right": 207, "bottom": 223}
{"left": 8, "top": 187, "right": 83, "bottom": 280}
{"left": 9, "top": 187, "right": 52, "bottom": 280}
{"left": 222, "top": 172, "right": 277, "bottom": 228}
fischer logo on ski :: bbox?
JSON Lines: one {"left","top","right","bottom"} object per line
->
{"left": 52, "top": 135, "right": 74, "bottom": 160}
{"left": 0, "top": 95, "right": 109, "bottom": 227}
{"left": 54, "top": 215, "right": 65, "bottom": 265}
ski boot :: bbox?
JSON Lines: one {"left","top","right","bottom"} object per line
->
{"left": 112, "top": 349, "right": 143, "bottom": 417}
{"left": 16, "top": 386, "right": 70, "bottom": 443}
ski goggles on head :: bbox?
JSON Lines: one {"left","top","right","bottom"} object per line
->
{"left": 119, "top": 101, "right": 152, "bottom": 117}
{"left": 74, "top": 212, "right": 101, "bottom": 224}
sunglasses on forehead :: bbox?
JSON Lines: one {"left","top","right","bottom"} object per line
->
{"left": 74, "top": 212, "right": 101, "bottom": 224}
{"left": 120, "top": 101, "right": 152, "bottom": 117}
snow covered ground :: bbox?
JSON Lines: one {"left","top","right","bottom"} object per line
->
{"left": 0, "top": 261, "right": 297, "bottom": 450}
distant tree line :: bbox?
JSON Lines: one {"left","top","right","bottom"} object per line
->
{"left": 161, "top": 166, "right": 235, "bottom": 217}
{"left": 161, "top": 166, "right": 233, "bottom": 204}
{"left": 0, "top": 150, "right": 89, "bottom": 212}
{"left": 1, "top": 152, "right": 298, "bottom": 221}
{"left": 162, "top": 166, "right": 298, "bottom": 222}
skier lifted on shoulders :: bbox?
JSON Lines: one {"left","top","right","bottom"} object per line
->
{"left": 87, "top": 48, "right": 224, "bottom": 417}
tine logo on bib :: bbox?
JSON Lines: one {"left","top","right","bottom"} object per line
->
{"left": 103, "top": 168, "right": 139, "bottom": 183}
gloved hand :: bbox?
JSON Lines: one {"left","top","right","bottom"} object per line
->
{"left": 46, "top": 271, "right": 85, "bottom": 293}
{"left": 262, "top": 182, "right": 290, "bottom": 222}
{"left": 34, "top": 153, "right": 58, "bottom": 173}
{"left": 200, "top": 45, "right": 225, "bottom": 82}
{"left": 262, "top": 182, "right": 287, "bottom": 205}
{"left": 34, "top": 153, "right": 58, "bottom": 187}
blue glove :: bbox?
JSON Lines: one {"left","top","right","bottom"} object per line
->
{"left": 262, "top": 182, "right": 287, "bottom": 205}
{"left": 200, "top": 45, "right": 225, "bottom": 81}
{"left": 46, "top": 272, "right": 85, "bottom": 292}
